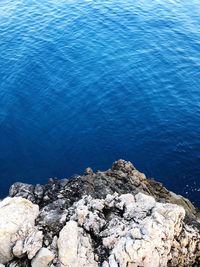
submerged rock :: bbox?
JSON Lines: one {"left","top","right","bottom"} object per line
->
{"left": 1, "top": 159, "right": 199, "bottom": 266}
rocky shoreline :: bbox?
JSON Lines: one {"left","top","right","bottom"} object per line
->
{"left": 0, "top": 160, "right": 200, "bottom": 267}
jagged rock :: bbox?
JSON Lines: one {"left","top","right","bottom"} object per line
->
{"left": 57, "top": 221, "right": 79, "bottom": 267}
{"left": 37, "top": 199, "right": 67, "bottom": 229}
{"left": 7, "top": 258, "right": 30, "bottom": 267}
{"left": 57, "top": 220, "right": 98, "bottom": 267}
{"left": 84, "top": 167, "right": 94, "bottom": 175}
{"left": 31, "top": 247, "right": 54, "bottom": 267}
{"left": 111, "top": 159, "right": 136, "bottom": 173}
{"left": 61, "top": 192, "right": 200, "bottom": 267}
{"left": 10, "top": 160, "right": 199, "bottom": 222}
{"left": 0, "top": 197, "right": 40, "bottom": 264}
{"left": 4, "top": 160, "right": 200, "bottom": 266}
{"left": 12, "top": 226, "right": 43, "bottom": 259}
{"left": 9, "top": 183, "right": 36, "bottom": 203}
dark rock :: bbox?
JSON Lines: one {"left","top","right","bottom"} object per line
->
{"left": 8, "top": 159, "right": 200, "bottom": 246}
{"left": 3, "top": 160, "right": 200, "bottom": 267}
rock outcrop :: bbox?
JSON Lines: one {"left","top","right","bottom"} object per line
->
{"left": 0, "top": 197, "right": 41, "bottom": 264}
{"left": 31, "top": 248, "right": 54, "bottom": 267}
{"left": 0, "top": 159, "right": 199, "bottom": 266}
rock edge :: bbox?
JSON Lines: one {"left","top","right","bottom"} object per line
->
{"left": 0, "top": 159, "right": 199, "bottom": 267}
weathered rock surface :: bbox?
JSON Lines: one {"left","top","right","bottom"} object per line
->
{"left": 31, "top": 247, "right": 54, "bottom": 267}
{"left": 62, "top": 192, "right": 200, "bottom": 267}
{"left": 57, "top": 220, "right": 98, "bottom": 267}
{"left": 0, "top": 197, "right": 41, "bottom": 264}
{"left": 0, "top": 159, "right": 198, "bottom": 266}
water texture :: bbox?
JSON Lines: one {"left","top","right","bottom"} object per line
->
{"left": 1, "top": 0, "right": 200, "bottom": 205}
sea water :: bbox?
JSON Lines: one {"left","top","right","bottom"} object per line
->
{"left": 1, "top": 0, "right": 200, "bottom": 205}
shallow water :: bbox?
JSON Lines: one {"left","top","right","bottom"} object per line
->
{"left": 1, "top": 0, "right": 200, "bottom": 205}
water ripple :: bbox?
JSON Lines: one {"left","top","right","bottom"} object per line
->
{"left": 1, "top": 0, "right": 200, "bottom": 205}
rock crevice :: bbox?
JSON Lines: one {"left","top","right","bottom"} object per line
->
{"left": 0, "top": 159, "right": 199, "bottom": 267}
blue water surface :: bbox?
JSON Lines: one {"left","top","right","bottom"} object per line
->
{"left": 1, "top": 0, "right": 200, "bottom": 205}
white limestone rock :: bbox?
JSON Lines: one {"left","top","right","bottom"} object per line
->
{"left": 104, "top": 203, "right": 185, "bottom": 267}
{"left": 4, "top": 160, "right": 200, "bottom": 267}
{"left": 0, "top": 197, "right": 40, "bottom": 264}
{"left": 0, "top": 182, "right": 199, "bottom": 266}
{"left": 31, "top": 247, "right": 55, "bottom": 267}
{"left": 63, "top": 192, "right": 200, "bottom": 267}
{"left": 57, "top": 220, "right": 98, "bottom": 267}
{"left": 57, "top": 221, "right": 79, "bottom": 267}
{"left": 12, "top": 226, "right": 43, "bottom": 259}
{"left": 70, "top": 196, "right": 106, "bottom": 235}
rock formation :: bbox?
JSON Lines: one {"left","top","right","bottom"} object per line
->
{"left": 0, "top": 160, "right": 199, "bottom": 266}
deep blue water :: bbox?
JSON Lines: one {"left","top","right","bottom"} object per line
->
{"left": 1, "top": 0, "right": 200, "bottom": 205}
